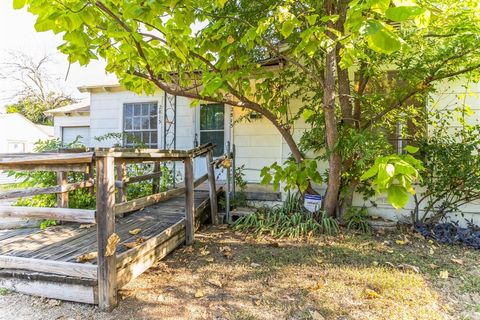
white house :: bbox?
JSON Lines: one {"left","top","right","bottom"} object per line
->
{"left": 46, "top": 82, "right": 480, "bottom": 224}
{"left": 0, "top": 113, "right": 54, "bottom": 184}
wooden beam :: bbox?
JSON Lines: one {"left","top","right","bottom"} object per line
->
{"left": 152, "top": 162, "right": 161, "bottom": 194}
{"left": 0, "top": 179, "right": 94, "bottom": 200}
{"left": 0, "top": 206, "right": 95, "bottom": 223}
{"left": 114, "top": 186, "right": 186, "bottom": 216}
{"left": 0, "top": 255, "right": 97, "bottom": 280}
{"left": 115, "top": 171, "right": 163, "bottom": 188}
{"left": 0, "top": 152, "right": 93, "bottom": 165}
{"left": 56, "top": 171, "right": 68, "bottom": 208}
{"left": 95, "top": 155, "right": 117, "bottom": 311}
{"left": 95, "top": 149, "right": 191, "bottom": 159}
{"left": 0, "top": 163, "right": 90, "bottom": 172}
{"left": 194, "top": 173, "right": 208, "bottom": 188}
{"left": 189, "top": 143, "right": 214, "bottom": 158}
{"left": 184, "top": 157, "right": 195, "bottom": 245}
{"left": 0, "top": 277, "right": 97, "bottom": 304}
{"left": 115, "top": 160, "right": 127, "bottom": 204}
{"left": 206, "top": 150, "right": 219, "bottom": 224}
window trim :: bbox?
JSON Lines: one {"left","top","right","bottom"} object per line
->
{"left": 122, "top": 101, "right": 159, "bottom": 148}
{"left": 197, "top": 103, "right": 229, "bottom": 157}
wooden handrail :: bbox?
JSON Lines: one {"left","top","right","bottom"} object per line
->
{"left": 0, "top": 206, "right": 95, "bottom": 223}
{"left": 0, "top": 152, "right": 94, "bottom": 165}
{"left": 0, "top": 179, "right": 94, "bottom": 200}
{"left": 115, "top": 171, "right": 162, "bottom": 188}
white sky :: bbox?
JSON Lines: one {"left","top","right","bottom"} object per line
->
{"left": 0, "top": 0, "right": 117, "bottom": 108}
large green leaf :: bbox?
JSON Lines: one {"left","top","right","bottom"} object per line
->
{"left": 13, "top": 0, "right": 26, "bottom": 9}
{"left": 385, "top": 6, "right": 426, "bottom": 22}
{"left": 366, "top": 27, "right": 402, "bottom": 54}
{"left": 387, "top": 185, "right": 410, "bottom": 209}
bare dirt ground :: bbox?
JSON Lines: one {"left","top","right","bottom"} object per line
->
{"left": 0, "top": 225, "right": 479, "bottom": 320}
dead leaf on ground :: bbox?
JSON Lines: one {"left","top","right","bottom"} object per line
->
{"left": 309, "top": 310, "right": 326, "bottom": 320}
{"left": 76, "top": 251, "right": 97, "bottom": 263}
{"left": 123, "top": 237, "right": 146, "bottom": 250}
{"left": 105, "top": 233, "right": 120, "bottom": 257}
{"left": 398, "top": 264, "right": 420, "bottom": 273}
{"left": 128, "top": 228, "right": 142, "bottom": 235}
{"left": 219, "top": 246, "right": 233, "bottom": 259}
{"left": 207, "top": 279, "right": 223, "bottom": 288}
{"left": 194, "top": 289, "right": 205, "bottom": 298}
{"left": 363, "top": 288, "right": 381, "bottom": 299}
{"left": 429, "top": 263, "right": 439, "bottom": 269}
{"left": 250, "top": 262, "right": 261, "bottom": 268}
{"left": 451, "top": 258, "right": 464, "bottom": 265}
{"left": 205, "top": 257, "right": 214, "bottom": 263}
{"left": 439, "top": 270, "right": 449, "bottom": 279}
{"left": 79, "top": 224, "right": 93, "bottom": 229}
{"left": 307, "top": 282, "right": 324, "bottom": 292}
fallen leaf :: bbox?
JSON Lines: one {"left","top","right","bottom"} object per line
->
{"left": 128, "top": 228, "right": 142, "bottom": 235}
{"left": 250, "top": 262, "right": 260, "bottom": 268}
{"left": 105, "top": 233, "right": 120, "bottom": 257}
{"left": 79, "top": 224, "right": 93, "bottom": 229}
{"left": 219, "top": 246, "right": 233, "bottom": 259}
{"left": 429, "top": 263, "right": 439, "bottom": 269}
{"left": 307, "top": 282, "right": 324, "bottom": 292}
{"left": 309, "top": 310, "right": 325, "bottom": 320}
{"left": 439, "top": 270, "right": 449, "bottom": 279}
{"left": 396, "top": 240, "right": 407, "bottom": 245}
{"left": 205, "top": 257, "right": 214, "bottom": 263}
{"left": 363, "top": 288, "right": 381, "bottom": 299}
{"left": 372, "top": 261, "right": 379, "bottom": 267}
{"left": 123, "top": 242, "right": 137, "bottom": 249}
{"left": 76, "top": 251, "right": 97, "bottom": 263}
{"left": 451, "top": 258, "right": 463, "bottom": 265}
{"left": 207, "top": 279, "right": 223, "bottom": 288}
{"left": 429, "top": 248, "right": 435, "bottom": 255}
{"left": 194, "top": 290, "right": 205, "bottom": 298}
{"left": 398, "top": 264, "right": 419, "bottom": 273}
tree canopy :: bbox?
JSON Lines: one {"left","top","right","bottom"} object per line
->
{"left": 16, "top": 0, "right": 480, "bottom": 216}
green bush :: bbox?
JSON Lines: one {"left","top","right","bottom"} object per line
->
{"left": 344, "top": 207, "right": 372, "bottom": 234}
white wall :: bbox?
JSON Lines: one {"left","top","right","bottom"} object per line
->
{"left": 53, "top": 115, "right": 90, "bottom": 146}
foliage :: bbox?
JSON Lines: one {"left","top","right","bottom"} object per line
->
{"left": 94, "top": 132, "right": 147, "bottom": 148}
{"left": 233, "top": 192, "right": 338, "bottom": 238}
{"left": 126, "top": 163, "right": 172, "bottom": 200}
{"left": 1, "top": 53, "right": 74, "bottom": 125}
{"left": 260, "top": 159, "right": 322, "bottom": 193}
{"left": 344, "top": 207, "right": 372, "bottom": 234}
{"left": 360, "top": 146, "right": 424, "bottom": 209}
{"left": 231, "top": 164, "right": 248, "bottom": 208}
{"left": 412, "top": 113, "right": 480, "bottom": 224}
{"left": 17, "top": 0, "right": 480, "bottom": 217}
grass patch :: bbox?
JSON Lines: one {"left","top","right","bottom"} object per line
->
{"left": 0, "top": 288, "right": 9, "bottom": 296}
{"left": 462, "top": 276, "right": 480, "bottom": 294}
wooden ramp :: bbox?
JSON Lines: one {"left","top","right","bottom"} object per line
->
{"left": 0, "top": 143, "right": 222, "bottom": 310}
{"left": 0, "top": 189, "right": 218, "bottom": 305}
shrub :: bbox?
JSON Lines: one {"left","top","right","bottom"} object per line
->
{"left": 344, "top": 207, "right": 372, "bottom": 234}
{"left": 233, "top": 192, "right": 338, "bottom": 238}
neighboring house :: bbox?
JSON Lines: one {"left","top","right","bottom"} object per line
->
{"left": 0, "top": 113, "right": 54, "bottom": 184}
{"left": 44, "top": 101, "right": 91, "bottom": 146}
{"left": 47, "top": 82, "right": 479, "bottom": 224}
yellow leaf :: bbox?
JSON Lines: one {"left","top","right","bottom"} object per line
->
{"left": 439, "top": 270, "right": 449, "bottom": 279}
{"left": 105, "top": 233, "right": 120, "bottom": 257}
{"left": 76, "top": 251, "right": 97, "bottom": 263}
{"left": 227, "top": 35, "right": 235, "bottom": 44}
{"left": 129, "top": 228, "right": 142, "bottom": 235}
{"left": 206, "top": 257, "right": 214, "bottom": 263}
{"left": 429, "top": 263, "right": 439, "bottom": 269}
{"left": 396, "top": 240, "right": 407, "bottom": 245}
{"left": 363, "top": 288, "right": 381, "bottom": 299}
{"left": 429, "top": 248, "right": 435, "bottom": 255}
{"left": 309, "top": 310, "right": 325, "bottom": 320}
{"left": 195, "top": 290, "right": 205, "bottom": 298}
{"left": 451, "top": 258, "right": 463, "bottom": 265}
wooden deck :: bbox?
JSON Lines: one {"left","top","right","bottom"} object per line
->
{"left": 0, "top": 189, "right": 219, "bottom": 304}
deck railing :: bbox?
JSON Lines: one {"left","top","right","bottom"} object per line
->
{"left": 0, "top": 143, "right": 218, "bottom": 310}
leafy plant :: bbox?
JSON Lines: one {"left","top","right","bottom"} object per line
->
{"left": 344, "top": 207, "right": 372, "bottom": 234}
{"left": 233, "top": 192, "right": 337, "bottom": 238}
{"left": 261, "top": 159, "right": 322, "bottom": 193}
{"left": 360, "top": 146, "right": 424, "bottom": 209}
{"left": 232, "top": 164, "right": 248, "bottom": 208}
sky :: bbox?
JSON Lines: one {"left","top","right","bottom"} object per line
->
{"left": 0, "top": 0, "right": 117, "bottom": 109}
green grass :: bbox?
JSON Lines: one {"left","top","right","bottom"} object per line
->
{"left": 0, "top": 288, "right": 9, "bottom": 296}
{"left": 462, "top": 275, "right": 480, "bottom": 294}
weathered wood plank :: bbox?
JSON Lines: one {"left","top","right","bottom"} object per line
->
{"left": 96, "top": 155, "right": 117, "bottom": 311}
{"left": 184, "top": 157, "right": 195, "bottom": 245}
{"left": 0, "top": 179, "right": 94, "bottom": 200}
{"left": 0, "top": 163, "right": 90, "bottom": 172}
{"left": 0, "top": 255, "right": 97, "bottom": 279}
{"left": 0, "top": 206, "right": 95, "bottom": 223}
{"left": 115, "top": 171, "right": 163, "bottom": 188}
{"left": 114, "top": 186, "right": 186, "bottom": 216}
{"left": 0, "top": 277, "right": 97, "bottom": 304}
{"left": 0, "top": 152, "right": 93, "bottom": 165}
{"left": 206, "top": 150, "right": 219, "bottom": 224}
{"left": 115, "top": 160, "right": 127, "bottom": 204}
{"left": 57, "top": 171, "right": 68, "bottom": 208}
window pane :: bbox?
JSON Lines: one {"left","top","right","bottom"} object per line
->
{"left": 200, "top": 104, "right": 224, "bottom": 130}
{"left": 125, "top": 118, "right": 132, "bottom": 130}
{"left": 150, "top": 106, "right": 157, "bottom": 116}
{"left": 133, "top": 117, "right": 141, "bottom": 130}
{"left": 142, "top": 117, "right": 149, "bottom": 130}
{"left": 134, "top": 104, "right": 141, "bottom": 116}
{"left": 125, "top": 105, "right": 133, "bottom": 117}
{"left": 200, "top": 131, "right": 224, "bottom": 157}
{"left": 142, "top": 104, "right": 149, "bottom": 116}
{"left": 151, "top": 132, "right": 157, "bottom": 145}
{"left": 150, "top": 116, "right": 157, "bottom": 129}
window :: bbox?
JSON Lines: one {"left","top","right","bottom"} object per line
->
{"left": 200, "top": 104, "right": 225, "bottom": 157}
{"left": 8, "top": 142, "right": 25, "bottom": 153}
{"left": 123, "top": 102, "right": 158, "bottom": 148}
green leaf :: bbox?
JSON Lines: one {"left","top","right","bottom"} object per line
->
{"left": 302, "top": 108, "right": 315, "bottom": 121}
{"left": 387, "top": 185, "right": 410, "bottom": 209}
{"left": 280, "top": 20, "right": 295, "bottom": 38}
{"left": 369, "top": 0, "right": 391, "bottom": 14}
{"left": 13, "top": 0, "right": 26, "bottom": 9}
{"left": 366, "top": 27, "right": 402, "bottom": 54}
{"left": 361, "top": 164, "right": 379, "bottom": 180}
{"left": 385, "top": 6, "right": 426, "bottom": 22}
{"left": 404, "top": 145, "right": 419, "bottom": 154}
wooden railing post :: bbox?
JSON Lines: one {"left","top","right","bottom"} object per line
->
{"left": 96, "top": 155, "right": 117, "bottom": 311}
{"left": 116, "top": 160, "right": 127, "bottom": 204}
{"left": 56, "top": 171, "right": 68, "bottom": 208}
{"left": 206, "top": 150, "right": 219, "bottom": 225}
{"left": 184, "top": 157, "right": 195, "bottom": 245}
{"left": 152, "top": 162, "right": 161, "bottom": 194}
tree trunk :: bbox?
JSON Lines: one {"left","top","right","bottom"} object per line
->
{"left": 322, "top": 42, "right": 342, "bottom": 217}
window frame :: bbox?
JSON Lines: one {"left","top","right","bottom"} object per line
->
{"left": 122, "top": 101, "right": 159, "bottom": 148}
{"left": 198, "top": 103, "right": 227, "bottom": 157}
